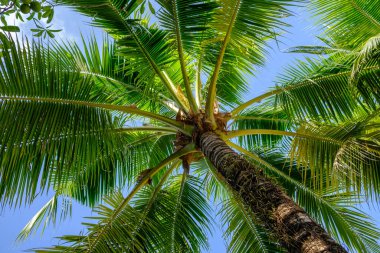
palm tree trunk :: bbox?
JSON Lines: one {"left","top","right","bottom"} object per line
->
{"left": 199, "top": 132, "right": 347, "bottom": 253}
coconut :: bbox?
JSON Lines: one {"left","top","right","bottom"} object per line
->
{"left": 20, "top": 4, "right": 31, "bottom": 14}
{"left": 30, "top": 1, "right": 42, "bottom": 12}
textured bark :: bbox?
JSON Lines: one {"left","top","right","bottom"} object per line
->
{"left": 199, "top": 132, "right": 348, "bottom": 253}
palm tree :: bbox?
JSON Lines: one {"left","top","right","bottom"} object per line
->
{"left": 1, "top": 0, "right": 380, "bottom": 252}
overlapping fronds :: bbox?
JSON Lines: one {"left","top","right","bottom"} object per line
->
{"left": 156, "top": 0, "right": 218, "bottom": 110}
{"left": 16, "top": 131, "right": 179, "bottom": 242}
{"left": 2, "top": 0, "right": 380, "bottom": 251}
{"left": 34, "top": 191, "right": 161, "bottom": 253}
{"left": 212, "top": 0, "right": 294, "bottom": 66}
{"left": 311, "top": 0, "right": 380, "bottom": 48}
{"left": 156, "top": 0, "right": 217, "bottom": 52}
{"left": 59, "top": 132, "right": 176, "bottom": 206}
{"left": 231, "top": 104, "right": 292, "bottom": 147}
{"left": 34, "top": 174, "right": 213, "bottom": 253}
{"left": 348, "top": 36, "right": 380, "bottom": 111}
{"left": 149, "top": 175, "right": 212, "bottom": 252}
{"left": 203, "top": 0, "right": 296, "bottom": 111}
{"left": 56, "top": 0, "right": 297, "bottom": 111}
{"left": 53, "top": 35, "right": 170, "bottom": 113}
{"left": 201, "top": 44, "right": 251, "bottom": 107}
{"left": 352, "top": 34, "right": 380, "bottom": 79}
{"left": 273, "top": 57, "right": 365, "bottom": 122}
{"left": 231, "top": 56, "right": 367, "bottom": 120}
{"left": 192, "top": 157, "right": 229, "bottom": 201}
{"left": 289, "top": 123, "right": 343, "bottom": 189}
{"left": 57, "top": 0, "right": 189, "bottom": 111}
{"left": 116, "top": 27, "right": 177, "bottom": 84}
{"left": 289, "top": 114, "right": 380, "bottom": 201}
{"left": 0, "top": 37, "right": 181, "bottom": 208}
{"left": 0, "top": 38, "right": 117, "bottom": 206}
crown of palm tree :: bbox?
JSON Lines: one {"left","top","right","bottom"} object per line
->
{"left": 1, "top": 0, "right": 380, "bottom": 252}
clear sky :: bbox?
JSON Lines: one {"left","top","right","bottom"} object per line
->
{"left": 0, "top": 4, "right": 379, "bottom": 253}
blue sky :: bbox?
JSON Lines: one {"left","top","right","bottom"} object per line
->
{"left": 0, "top": 3, "right": 379, "bottom": 253}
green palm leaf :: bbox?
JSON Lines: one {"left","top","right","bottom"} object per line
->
{"left": 0, "top": 39, "right": 122, "bottom": 206}
{"left": 17, "top": 194, "right": 71, "bottom": 242}
{"left": 311, "top": 0, "right": 380, "bottom": 47}
{"left": 288, "top": 115, "right": 380, "bottom": 199}
{"left": 58, "top": 0, "right": 190, "bottom": 111}
{"left": 156, "top": 0, "right": 217, "bottom": 52}
{"left": 231, "top": 104, "right": 292, "bottom": 147}
{"left": 0, "top": 37, "right": 183, "bottom": 208}
{"left": 34, "top": 172, "right": 213, "bottom": 252}
{"left": 53, "top": 35, "right": 172, "bottom": 112}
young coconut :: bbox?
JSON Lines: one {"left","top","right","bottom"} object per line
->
{"left": 30, "top": 1, "right": 41, "bottom": 12}
{"left": 20, "top": 4, "right": 31, "bottom": 14}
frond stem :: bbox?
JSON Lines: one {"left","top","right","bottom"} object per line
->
{"left": 127, "top": 160, "right": 181, "bottom": 250}
{"left": 225, "top": 129, "right": 343, "bottom": 145}
{"left": 350, "top": 0, "right": 380, "bottom": 29}
{"left": 195, "top": 57, "right": 203, "bottom": 108}
{"left": 86, "top": 143, "right": 196, "bottom": 253}
{"left": 232, "top": 65, "right": 380, "bottom": 115}
{"left": 0, "top": 96, "right": 193, "bottom": 135}
{"left": 171, "top": 0, "right": 198, "bottom": 112}
{"left": 115, "top": 126, "right": 177, "bottom": 133}
{"left": 79, "top": 70, "right": 177, "bottom": 112}
{"left": 107, "top": 3, "right": 189, "bottom": 113}
{"left": 205, "top": 0, "right": 241, "bottom": 127}
{"left": 231, "top": 116, "right": 291, "bottom": 122}
{"left": 171, "top": 160, "right": 189, "bottom": 252}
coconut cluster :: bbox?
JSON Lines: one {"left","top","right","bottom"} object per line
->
{"left": 20, "top": 0, "right": 41, "bottom": 14}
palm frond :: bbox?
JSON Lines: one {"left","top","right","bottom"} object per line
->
{"left": 0, "top": 39, "right": 122, "bottom": 206}
{"left": 202, "top": 44, "right": 251, "bottom": 107}
{"left": 311, "top": 0, "right": 380, "bottom": 48}
{"left": 211, "top": 0, "right": 294, "bottom": 68}
{"left": 274, "top": 57, "right": 361, "bottom": 122}
{"left": 205, "top": 0, "right": 295, "bottom": 121}
{"left": 192, "top": 158, "right": 229, "bottom": 202}
{"left": 234, "top": 57, "right": 371, "bottom": 121}
{"left": 0, "top": 37, "right": 186, "bottom": 208}
{"left": 156, "top": 0, "right": 217, "bottom": 111}
{"left": 17, "top": 194, "right": 71, "bottom": 242}
{"left": 349, "top": 36, "right": 380, "bottom": 109}
{"left": 352, "top": 33, "right": 380, "bottom": 77}
{"left": 34, "top": 191, "right": 161, "bottom": 253}
{"left": 57, "top": 0, "right": 189, "bottom": 111}
{"left": 56, "top": 132, "right": 177, "bottom": 207}
{"left": 34, "top": 172, "right": 212, "bottom": 253}
{"left": 289, "top": 116, "right": 380, "bottom": 200}
{"left": 53, "top": 35, "right": 173, "bottom": 113}
{"left": 230, "top": 105, "right": 292, "bottom": 148}
{"left": 156, "top": 0, "right": 217, "bottom": 52}
{"left": 165, "top": 174, "right": 212, "bottom": 252}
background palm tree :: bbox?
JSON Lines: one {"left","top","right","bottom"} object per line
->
{"left": 1, "top": 0, "right": 380, "bottom": 252}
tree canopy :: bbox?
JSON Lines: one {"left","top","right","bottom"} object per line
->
{"left": 0, "top": 0, "right": 380, "bottom": 252}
